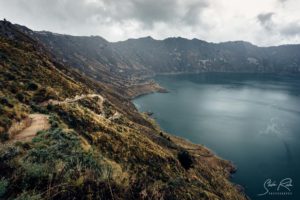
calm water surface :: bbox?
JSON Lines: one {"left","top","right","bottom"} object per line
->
{"left": 133, "top": 73, "right": 300, "bottom": 200}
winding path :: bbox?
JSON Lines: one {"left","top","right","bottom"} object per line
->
{"left": 13, "top": 114, "right": 50, "bottom": 141}
{"left": 41, "top": 94, "right": 104, "bottom": 106}
{"left": 11, "top": 94, "right": 104, "bottom": 142}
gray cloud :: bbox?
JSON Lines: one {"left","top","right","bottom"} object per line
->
{"left": 0, "top": 0, "right": 107, "bottom": 26}
{"left": 115, "top": 0, "right": 179, "bottom": 27}
{"left": 278, "top": 0, "right": 288, "bottom": 3}
{"left": 257, "top": 11, "right": 300, "bottom": 38}
{"left": 0, "top": 0, "right": 209, "bottom": 29}
{"left": 257, "top": 12, "right": 275, "bottom": 31}
{"left": 1, "top": 0, "right": 300, "bottom": 46}
{"left": 182, "top": 1, "right": 209, "bottom": 25}
{"left": 280, "top": 22, "right": 300, "bottom": 36}
{"left": 100, "top": 0, "right": 209, "bottom": 28}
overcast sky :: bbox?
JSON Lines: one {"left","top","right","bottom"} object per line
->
{"left": 0, "top": 0, "right": 300, "bottom": 46}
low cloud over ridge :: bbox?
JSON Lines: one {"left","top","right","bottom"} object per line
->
{"left": 0, "top": 0, "right": 300, "bottom": 46}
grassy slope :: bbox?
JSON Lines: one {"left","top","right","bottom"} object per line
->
{"left": 0, "top": 21, "right": 247, "bottom": 200}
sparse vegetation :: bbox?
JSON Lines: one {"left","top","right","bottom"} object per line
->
{"left": 32, "top": 87, "right": 58, "bottom": 103}
{"left": 0, "top": 127, "right": 118, "bottom": 199}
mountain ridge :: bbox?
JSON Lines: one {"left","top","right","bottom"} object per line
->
{"left": 23, "top": 22, "right": 300, "bottom": 80}
{"left": 112, "top": 36, "right": 299, "bottom": 48}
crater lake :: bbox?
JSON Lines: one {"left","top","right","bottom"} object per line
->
{"left": 133, "top": 73, "right": 300, "bottom": 200}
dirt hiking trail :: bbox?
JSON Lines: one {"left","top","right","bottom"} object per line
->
{"left": 13, "top": 114, "right": 50, "bottom": 141}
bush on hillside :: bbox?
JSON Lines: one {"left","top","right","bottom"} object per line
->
{"left": 0, "top": 127, "right": 115, "bottom": 199}
{"left": 26, "top": 82, "right": 38, "bottom": 91}
{"left": 16, "top": 93, "right": 25, "bottom": 102}
{"left": 177, "top": 150, "right": 194, "bottom": 170}
{"left": 0, "top": 178, "right": 8, "bottom": 197}
{"left": 14, "top": 191, "right": 42, "bottom": 200}
{"left": 0, "top": 97, "right": 13, "bottom": 108}
{"left": 0, "top": 132, "right": 9, "bottom": 142}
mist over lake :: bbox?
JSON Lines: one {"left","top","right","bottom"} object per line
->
{"left": 133, "top": 73, "right": 300, "bottom": 200}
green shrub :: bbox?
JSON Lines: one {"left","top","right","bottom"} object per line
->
{"left": 0, "top": 132, "right": 9, "bottom": 142}
{"left": 30, "top": 103, "right": 48, "bottom": 114}
{"left": 32, "top": 87, "right": 58, "bottom": 103}
{"left": 0, "top": 178, "right": 8, "bottom": 197}
{"left": 26, "top": 82, "right": 38, "bottom": 91}
{"left": 177, "top": 150, "right": 194, "bottom": 170}
{"left": 0, "top": 146, "right": 20, "bottom": 162}
{"left": 1, "top": 127, "right": 109, "bottom": 199}
{"left": 26, "top": 128, "right": 104, "bottom": 178}
{"left": 46, "top": 103, "right": 54, "bottom": 111}
{"left": 49, "top": 114, "right": 59, "bottom": 128}
{"left": 21, "top": 162, "right": 49, "bottom": 189}
{"left": 14, "top": 191, "right": 42, "bottom": 200}
{"left": 9, "top": 84, "right": 18, "bottom": 93}
{"left": 16, "top": 93, "right": 25, "bottom": 102}
{"left": 0, "top": 117, "right": 12, "bottom": 130}
{"left": 0, "top": 97, "right": 13, "bottom": 108}
{"left": 6, "top": 73, "right": 16, "bottom": 81}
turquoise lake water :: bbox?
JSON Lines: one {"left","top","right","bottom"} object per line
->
{"left": 133, "top": 73, "right": 300, "bottom": 200}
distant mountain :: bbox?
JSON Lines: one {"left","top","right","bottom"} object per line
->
{"left": 113, "top": 37, "right": 300, "bottom": 74}
{"left": 23, "top": 28, "right": 300, "bottom": 82}
{"left": 0, "top": 20, "right": 248, "bottom": 200}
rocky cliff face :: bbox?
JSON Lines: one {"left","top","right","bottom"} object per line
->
{"left": 0, "top": 20, "right": 248, "bottom": 199}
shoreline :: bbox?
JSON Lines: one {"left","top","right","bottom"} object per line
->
{"left": 127, "top": 71, "right": 298, "bottom": 99}
{"left": 126, "top": 80, "right": 169, "bottom": 99}
{"left": 133, "top": 71, "right": 299, "bottom": 80}
{"left": 132, "top": 91, "right": 248, "bottom": 199}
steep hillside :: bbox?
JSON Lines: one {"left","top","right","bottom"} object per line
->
{"left": 13, "top": 24, "right": 164, "bottom": 99}
{"left": 0, "top": 20, "right": 247, "bottom": 199}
